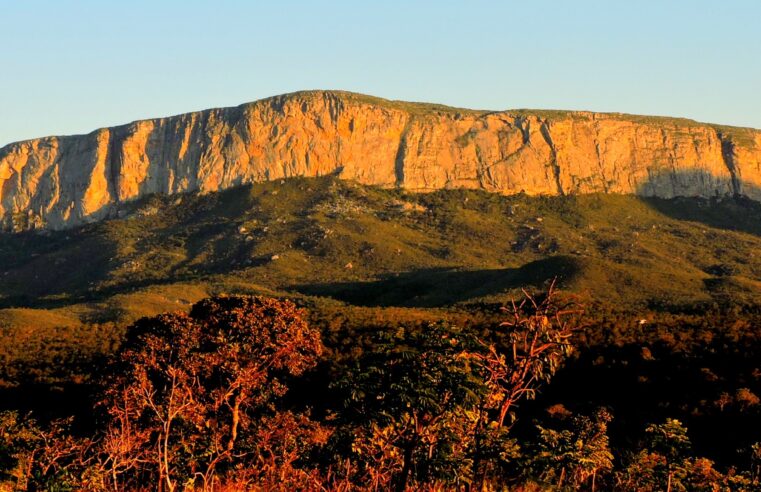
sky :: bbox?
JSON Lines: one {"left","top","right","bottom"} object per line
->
{"left": 1, "top": 0, "right": 760, "bottom": 146}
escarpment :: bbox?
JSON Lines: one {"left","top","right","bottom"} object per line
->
{"left": 1, "top": 90, "right": 760, "bottom": 231}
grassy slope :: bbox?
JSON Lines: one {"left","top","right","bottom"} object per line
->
{"left": 4, "top": 176, "right": 761, "bottom": 386}
{"left": 3, "top": 176, "right": 761, "bottom": 323}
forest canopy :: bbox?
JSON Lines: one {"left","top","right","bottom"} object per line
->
{"left": 1, "top": 291, "right": 760, "bottom": 491}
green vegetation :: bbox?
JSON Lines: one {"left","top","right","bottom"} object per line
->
{"left": 1, "top": 293, "right": 760, "bottom": 490}
{"left": 2, "top": 178, "right": 761, "bottom": 488}
{"left": 249, "top": 91, "right": 761, "bottom": 136}
{"left": 4, "top": 177, "right": 761, "bottom": 387}
{"left": 5, "top": 177, "right": 761, "bottom": 318}
{"left": 251, "top": 90, "right": 491, "bottom": 116}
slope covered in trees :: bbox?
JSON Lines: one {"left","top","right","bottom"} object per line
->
{"left": 2, "top": 179, "right": 761, "bottom": 489}
{"left": 5, "top": 177, "right": 761, "bottom": 329}
{"left": 2, "top": 293, "right": 760, "bottom": 490}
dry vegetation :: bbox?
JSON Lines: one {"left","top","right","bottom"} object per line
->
{"left": 2, "top": 179, "right": 761, "bottom": 489}
{"left": 2, "top": 291, "right": 760, "bottom": 490}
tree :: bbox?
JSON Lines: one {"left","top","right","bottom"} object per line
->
{"left": 476, "top": 282, "right": 581, "bottom": 428}
{"left": 0, "top": 411, "right": 39, "bottom": 490}
{"left": 336, "top": 324, "right": 489, "bottom": 491}
{"left": 750, "top": 442, "right": 761, "bottom": 486}
{"left": 714, "top": 392, "right": 733, "bottom": 412}
{"left": 735, "top": 388, "right": 760, "bottom": 411}
{"left": 645, "top": 418, "right": 691, "bottom": 492}
{"left": 95, "top": 295, "right": 326, "bottom": 491}
{"left": 0, "top": 412, "right": 89, "bottom": 491}
{"left": 336, "top": 284, "right": 582, "bottom": 491}
{"left": 528, "top": 408, "right": 614, "bottom": 491}
{"left": 467, "top": 282, "right": 582, "bottom": 487}
{"left": 619, "top": 419, "right": 694, "bottom": 492}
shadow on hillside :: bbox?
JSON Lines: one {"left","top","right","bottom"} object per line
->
{"left": 0, "top": 383, "right": 97, "bottom": 428}
{"left": 0, "top": 228, "right": 120, "bottom": 309}
{"left": 292, "top": 255, "right": 581, "bottom": 307}
{"left": 0, "top": 184, "right": 274, "bottom": 310}
{"left": 637, "top": 169, "right": 761, "bottom": 237}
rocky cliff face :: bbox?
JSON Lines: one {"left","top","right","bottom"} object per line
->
{"left": 2, "top": 91, "right": 760, "bottom": 230}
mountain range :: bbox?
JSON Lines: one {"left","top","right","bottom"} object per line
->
{"left": 2, "top": 90, "right": 760, "bottom": 231}
{"left": 4, "top": 92, "right": 761, "bottom": 389}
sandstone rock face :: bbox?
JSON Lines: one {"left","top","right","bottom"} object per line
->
{"left": 1, "top": 91, "right": 760, "bottom": 230}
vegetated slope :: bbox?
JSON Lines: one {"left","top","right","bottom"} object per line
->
{"left": 1, "top": 90, "right": 761, "bottom": 231}
{"left": 3, "top": 176, "right": 761, "bottom": 332}
{"left": 3, "top": 178, "right": 761, "bottom": 464}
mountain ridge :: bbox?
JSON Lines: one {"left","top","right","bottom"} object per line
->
{"left": 2, "top": 90, "right": 760, "bottom": 231}
{"left": 7, "top": 90, "right": 756, "bottom": 147}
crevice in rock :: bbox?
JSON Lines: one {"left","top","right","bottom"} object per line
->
{"left": 593, "top": 141, "right": 606, "bottom": 193}
{"left": 593, "top": 123, "right": 609, "bottom": 193}
{"left": 108, "top": 127, "right": 123, "bottom": 205}
{"left": 539, "top": 120, "right": 564, "bottom": 195}
{"left": 394, "top": 118, "right": 413, "bottom": 187}
{"left": 324, "top": 92, "right": 345, "bottom": 125}
{"left": 475, "top": 144, "right": 491, "bottom": 189}
{"left": 514, "top": 116, "right": 531, "bottom": 144}
{"left": 717, "top": 130, "right": 741, "bottom": 196}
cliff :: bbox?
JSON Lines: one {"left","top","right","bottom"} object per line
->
{"left": 1, "top": 90, "right": 760, "bottom": 230}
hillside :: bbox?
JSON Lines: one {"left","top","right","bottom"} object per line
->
{"left": 4, "top": 177, "right": 761, "bottom": 332}
{"left": 4, "top": 177, "right": 761, "bottom": 482}
{"left": 1, "top": 90, "right": 760, "bottom": 231}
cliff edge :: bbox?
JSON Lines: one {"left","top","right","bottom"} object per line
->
{"left": 2, "top": 90, "right": 760, "bottom": 230}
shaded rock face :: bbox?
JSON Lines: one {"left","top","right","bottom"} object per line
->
{"left": 1, "top": 91, "right": 760, "bottom": 230}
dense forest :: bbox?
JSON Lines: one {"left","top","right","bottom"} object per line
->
{"left": 2, "top": 181, "right": 761, "bottom": 489}
{"left": 1, "top": 287, "right": 760, "bottom": 491}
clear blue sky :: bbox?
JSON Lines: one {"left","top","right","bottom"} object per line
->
{"left": 2, "top": 0, "right": 760, "bottom": 146}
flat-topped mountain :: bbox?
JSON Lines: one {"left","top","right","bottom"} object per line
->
{"left": 1, "top": 90, "right": 760, "bottom": 230}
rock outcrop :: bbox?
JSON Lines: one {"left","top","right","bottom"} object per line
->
{"left": 2, "top": 90, "right": 760, "bottom": 230}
